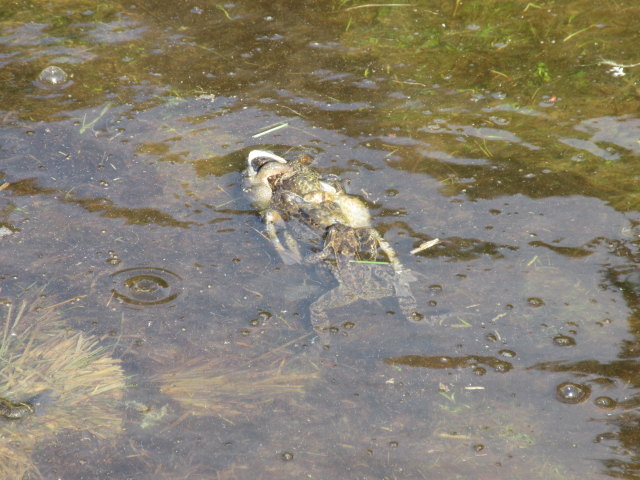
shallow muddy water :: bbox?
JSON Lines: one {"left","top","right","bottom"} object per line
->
{"left": 0, "top": 0, "right": 639, "bottom": 478}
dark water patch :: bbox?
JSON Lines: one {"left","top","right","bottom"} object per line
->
{"left": 530, "top": 359, "right": 640, "bottom": 387}
{"left": 528, "top": 240, "right": 593, "bottom": 258}
{"left": 4, "top": 177, "right": 194, "bottom": 228}
{"left": 385, "top": 354, "right": 513, "bottom": 373}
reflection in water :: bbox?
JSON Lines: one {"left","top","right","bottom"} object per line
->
{"left": 0, "top": 302, "right": 124, "bottom": 478}
{"left": 110, "top": 267, "right": 182, "bottom": 306}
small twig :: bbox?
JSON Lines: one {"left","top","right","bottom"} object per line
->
{"left": 344, "top": 3, "right": 413, "bottom": 11}
{"left": 252, "top": 122, "right": 289, "bottom": 138}
{"left": 277, "top": 104, "right": 306, "bottom": 118}
{"left": 247, "top": 332, "right": 313, "bottom": 365}
{"left": 215, "top": 4, "right": 232, "bottom": 20}
{"left": 106, "top": 290, "right": 115, "bottom": 308}
{"left": 563, "top": 24, "right": 597, "bottom": 43}
{"left": 598, "top": 59, "right": 640, "bottom": 69}
{"left": 490, "top": 69, "right": 513, "bottom": 81}
{"left": 452, "top": 0, "right": 461, "bottom": 17}
{"left": 523, "top": 2, "right": 542, "bottom": 11}
{"left": 392, "top": 79, "right": 427, "bottom": 87}
{"left": 410, "top": 238, "right": 440, "bottom": 255}
{"left": 79, "top": 103, "right": 112, "bottom": 134}
{"left": 41, "top": 295, "right": 87, "bottom": 310}
{"left": 349, "top": 259, "right": 390, "bottom": 265}
{"left": 214, "top": 197, "right": 239, "bottom": 208}
{"left": 0, "top": 182, "right": 10, "bottom": 192}
{"left": 241, "top": 286, "right": 263, "bottom": 298}
{"left": 438, "top": 433, "right": 472, "bottom": 439}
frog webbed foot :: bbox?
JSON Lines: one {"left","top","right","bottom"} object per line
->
{"left": 309, "top": 287, "right": 355, "bottom": 330}
{"left": 304, "top": 249, "right": 330, "bottom": 265}
{"left": 392, "top": 269, "right": 431, "bottom": 324}
{"left": 264, "top": 209, "right": 303, "bottom": 265}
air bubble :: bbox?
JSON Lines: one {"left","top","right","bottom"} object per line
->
{"left": 553, "top": 335, "right": 576, "bottom": 347}
{"left": 556, "top": 382, "right": 590, "bottom": 404}
{"left": 36, "top": 66, "right": 71, "bottom": 89}
{"left": 593, "top": 396, "right": 616, "bottom": 410}
{"left": 527, "top": 297, "right": 545, "bottom": 307}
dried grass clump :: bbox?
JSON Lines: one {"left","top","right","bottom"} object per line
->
{"left": 0, "top": 301, "right": 125, "bottom": 479}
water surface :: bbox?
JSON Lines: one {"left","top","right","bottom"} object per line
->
{"left": 0, "top": 1, "right": 639, "bottom": 478}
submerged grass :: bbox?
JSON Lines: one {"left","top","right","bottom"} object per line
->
{"left": 157, "top": 351, "right": 317, "bottom": 419}
{"left": 0, "top": 301, "right": 125, "bottom": 479}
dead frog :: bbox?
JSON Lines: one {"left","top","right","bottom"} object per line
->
{"left": 243, "top": 150, "right": 358, "bottom": 264}
{"left": 306, "top": 223, "right": 423, "bottom": 329}
{"left": 243, "top": 151, "right": 424, "bottom": 326}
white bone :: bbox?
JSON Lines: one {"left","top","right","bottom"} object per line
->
{"left": 247, "top": 150, "right": 287, "bottom": 168}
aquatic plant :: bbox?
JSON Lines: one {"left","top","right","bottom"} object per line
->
{"left": 157, "top": 352, "right": 316, "bottom": 419}
{"left": 0, "top": 302, "right": 125, "bottom": 479}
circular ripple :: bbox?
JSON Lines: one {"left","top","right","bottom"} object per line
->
{"left": 110, "top": 267, "right": 182, "bottom": 306}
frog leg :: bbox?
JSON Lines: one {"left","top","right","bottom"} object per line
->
{"left": 281, "top": 230, "right": 303, "bottom": 264}
{"left": 309, "top": 286, "right": 357, "bottom": 329}
{"left": 304, "top": 240, "right": 332, "bottom": 264}
{"left": 364, "top": 230, "right": 426, "bottom": 323}
{"left": 394, "top": 282, "right": 422, "bottom": 323}
{"left": 366, "top": 229, "right": 405, "bottom": 273}
{"left": 263, "top": 209, "right": 303, "bottom": 265}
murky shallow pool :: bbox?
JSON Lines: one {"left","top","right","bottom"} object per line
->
{"left": 0, "top": 0, "right": 639, "bottom": 478}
